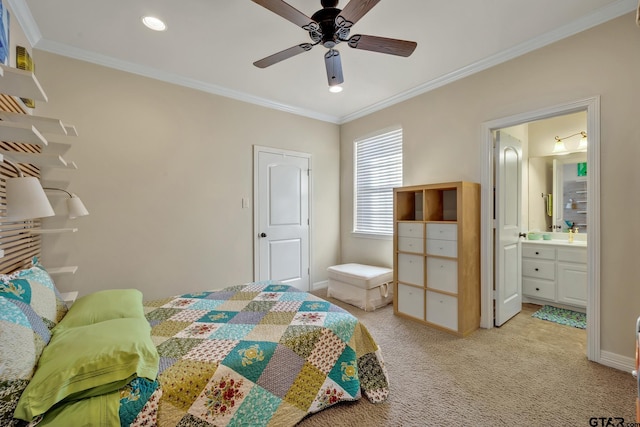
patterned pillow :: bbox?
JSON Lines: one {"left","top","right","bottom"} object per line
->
{"left": 0, "top": 296, "right": 51, "bottom": 426}
{"left": 0, "top": 257, "right": 68, "bottom": 330}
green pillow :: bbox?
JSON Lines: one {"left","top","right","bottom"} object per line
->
{"left": 56, "top": 289, "right": 144, "bottom": 330}
{"left": 13, "top": 317, "right": 159, "bottom": 421}
{"left": 34, "top": 391, "right": 121, "bottom": 427}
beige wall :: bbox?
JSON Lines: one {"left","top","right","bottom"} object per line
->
{"left": 340, "top": 13, "right": 640, "bottom": 358}
{"left": 27, "top": 13, "right": 640, "bottom": 359}
{"left": 32, "top": 51, "right": 340, "bottom": 301}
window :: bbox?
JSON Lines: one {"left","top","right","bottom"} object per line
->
{"left": 353, "top": 127, "right": 403, "bottom": 237}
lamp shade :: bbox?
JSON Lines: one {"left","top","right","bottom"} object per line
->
{"left": 552, "top": 139, "right": 567, "bottom": 154}
{"left": 66, "top": 194, "right": 89, "bottom": 219}
{"left": 5, "top": 176, "right": 55, "bottom": 220}
{"left": 577, "top": 135, "right": 588, "bottom": 151}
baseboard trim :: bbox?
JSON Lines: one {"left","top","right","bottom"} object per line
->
{"left": 312, "top": 280, "right": 328, "bottom": 291}
{"left": 598, "top": 350, "right": 634, "bottom": 374}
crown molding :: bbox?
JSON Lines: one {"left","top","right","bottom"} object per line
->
{"left": 339, "top": 0, "right": 637, "bottom": 124}
{"left": 8, "top": 0, "right": 636, "bottom": 125}
{"left": 6, "top": 0, "right": 41, "bottom": 46}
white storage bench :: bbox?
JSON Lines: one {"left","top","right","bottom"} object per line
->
{"left": 327, "top": 263, "right": 394, "bottom": 311}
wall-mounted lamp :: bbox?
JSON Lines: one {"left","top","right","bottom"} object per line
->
{"left": 553, "top": 131, "right": 588, "bottom": 154}
{"left": 3, "top": 157, "right": 55, "bottom": 221}
{"left": 577, "top": 132, "right": 588, "bottom": 151}
{"left": 43, "top": 188, "right": 89, "bottom": 219}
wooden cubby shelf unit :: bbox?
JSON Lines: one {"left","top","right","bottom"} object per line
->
{"left": 393, "top": 181, "right": 481, "bottom": 337}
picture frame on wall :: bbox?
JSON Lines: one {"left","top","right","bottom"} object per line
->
{"left": 0, "top": 0, "right": 9, "bottom": 66}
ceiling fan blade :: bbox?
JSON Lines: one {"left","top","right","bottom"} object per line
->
{"left": 253, "top": 43, "right": 314, "bottom": 68}
{"left": 324, "top": 49, "right": 344, "bottom": 86}
{"left": 336, "top": 0, "right": 380, "bottom": 28}
{"left": 347, "top": 34, "right": 417, "bottom": 57}
{"left": 251, "top": 0, "right": 317, "bottom": 30}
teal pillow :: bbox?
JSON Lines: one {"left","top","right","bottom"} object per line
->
{"left": 56, "top": 289, "right": 144, "bottom": 330}
{"left": 0, "top": 296, "right": 50, "bottom": 425}
{"left": 0, "top": 257, "right": 67, "bottom": 329}
{"left": 13, "top": 317, "right": 159, "bottom": 422}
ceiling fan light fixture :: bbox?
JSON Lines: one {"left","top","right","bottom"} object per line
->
{"left": 250, "top": 0, "right": 417, "bottom": 88}
{"left": 142, "top": 16, "right": 167, "bottom": 31}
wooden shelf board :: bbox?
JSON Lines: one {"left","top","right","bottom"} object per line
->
{"left": 0, "top": 110, "right": 66, "bottom": 135}
{"left": 0, "top": 64, "right": 48, "bottom": 102}
{"left": 48, "top": 266, "right": 78, "bottom": 275}
{"left": 0, "top": 121, "right": 47, "bottom": 146}
{"left": 1, "top": 150, "right": 67, "bottom": 167}
{"left": 42, "top": 141, "right": 72, "bottom": 155}
{"left": 63, "top": 124, "right": 78, "bottom": 136}
{"left": 28, "top": 228, "right": 78, "bottom": 234}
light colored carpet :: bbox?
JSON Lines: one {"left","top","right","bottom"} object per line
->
{"left": 298, "top": 290, "right": 635, "bottom": 426}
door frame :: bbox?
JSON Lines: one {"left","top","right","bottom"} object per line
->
{"left": 480, "top": 96, "right": 600, "bottom": 362}
{"left": 253, "top": 145, "right": 313, "bottom": 287}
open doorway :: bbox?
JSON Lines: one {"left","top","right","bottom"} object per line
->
{"left": 480, "top": 97, "right": 600, "bottom": 362}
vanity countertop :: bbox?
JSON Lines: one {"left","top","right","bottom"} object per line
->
{"left": 521, "top": 239, "right": 587, "bottom": 248}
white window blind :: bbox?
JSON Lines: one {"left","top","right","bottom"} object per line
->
{"left": 354, "top": 128, "right": 403, "bottom": 236}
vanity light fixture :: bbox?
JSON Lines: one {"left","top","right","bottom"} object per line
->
{"left": 551, "top": 137, "right": 567, "bottom": 154}
{"left": 2, "top": 156, "right": 55, "bottom": 221}
{"left": 553, "top": 131, "right": 587, "bottom": 154}
{"left": 577, "top": 132, "right": 588, "bottom": 151}
{"left": 43, "top": 188, "right": 89, "bottom": 219}
{"left": 142, "top": 16, "right": 166, "bottom": 31}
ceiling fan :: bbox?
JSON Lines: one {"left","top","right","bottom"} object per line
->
{"left": 251, "top": 0, "right": 417, "bottom": 89}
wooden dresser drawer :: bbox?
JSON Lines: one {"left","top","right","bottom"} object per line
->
{"left": 522, "top": 259, "right": 555, "bottom": 280}
{"left": 426, "top": 223, "right": 457, "bottom": 241}
{"left": 398, "top": 236, "right": 424, "bottom": 253}
{"left": 426, "top": 239, "right": 457, "bottom": 257}
{"left": 426, "top": 291, "right": 458, "bottom": 331}
{"left": 397, "top": 284, "right": 424, "bottom": 319}
{"left": 398, "top": 253, "right": 424, "bottom": 286}
{"left": 426, "top": 257, "right": 458, "bottom": 293}
{"left": 523, "top": 277, "right": 556, "bottom": 301}
{"left": 398, "top": 222, "right": 424, "bottom": 238}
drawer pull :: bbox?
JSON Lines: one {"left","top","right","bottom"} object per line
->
{"left": 536, "top": 287, "right": 540, "bottom": 291}
{"left": 535, "top": 268, "right": 539, "bottom": 271}
{"left": 535, "top": 251, "right": 540, "bottom": 255}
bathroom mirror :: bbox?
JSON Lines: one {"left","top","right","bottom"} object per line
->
{"left": 528, "top": 152, "right": 587, "bottom": 234}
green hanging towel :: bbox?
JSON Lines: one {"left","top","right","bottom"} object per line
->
{"left": 546, "top": 194, "right": 553, "bottom": 217}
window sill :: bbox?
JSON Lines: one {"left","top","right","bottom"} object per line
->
{"left": 351, "top": 232, "right": 392, "bottom": 241}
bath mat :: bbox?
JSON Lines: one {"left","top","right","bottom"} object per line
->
{"left": 531, "top": 305, "right": 586, "bottom": 329}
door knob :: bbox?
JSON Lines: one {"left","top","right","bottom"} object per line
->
{"left": 260, "top": 232, "right": 267, "bottom": 238}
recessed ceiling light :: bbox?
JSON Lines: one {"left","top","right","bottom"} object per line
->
{"left": 142, "top": 16, "right": 166, "bottom": 31}
{"left": 329, "top": 85, "right": 343, "bottom": 93}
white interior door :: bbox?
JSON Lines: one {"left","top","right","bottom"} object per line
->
{"left": 495, "top": 131, "right": 523, "bottom": 326}
{"left": 254, "top": 147, "right": 310, "bottom": 291}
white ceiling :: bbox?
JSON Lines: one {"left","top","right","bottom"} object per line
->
{"left": 11, "top": 0, "right": 637, "bottom": 123}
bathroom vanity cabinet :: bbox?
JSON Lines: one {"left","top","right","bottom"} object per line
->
{"left": 522, "top": 241, "right": 587, "bottom": 310}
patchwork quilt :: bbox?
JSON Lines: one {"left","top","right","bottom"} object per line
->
{"left": 143, "top": 281, "right": 389, "bottom": 426}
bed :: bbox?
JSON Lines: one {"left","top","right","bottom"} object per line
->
{"left": 1, "top": 258, "right": 389, "bottom": 426}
